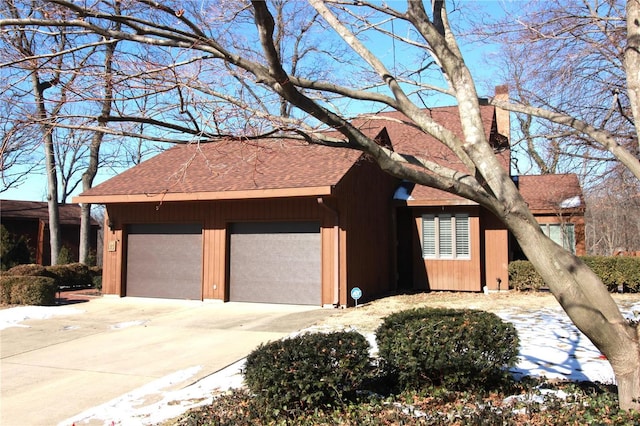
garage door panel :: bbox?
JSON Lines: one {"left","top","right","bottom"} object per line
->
{"left": 229, "top": 222, "right": 320, "bottom": 305}
{"left": 126, "top": 224, "right": 202, "bottom": 299}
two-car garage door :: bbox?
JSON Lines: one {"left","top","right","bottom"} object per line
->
{"left": 125, "top": 221, "right": 321, "bottom": 305}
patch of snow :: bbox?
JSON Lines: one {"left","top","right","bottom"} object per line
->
{"left": 111, "top": 320, "right": 148, "bottom": 329}
{"left": 559, "top": 196, "right": 581, "bottom": 208}
{"left": 18, "top": 300, "right": 637, "bottom": 425}
{"left": 61, "top": 362, "right": 246, "bottom": 426}
{"left": 0, "top": 305, "right": 83, "bottom": 330}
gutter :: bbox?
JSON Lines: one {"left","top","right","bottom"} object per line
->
{"left": 317, "top": 197, "right": 340, "bottom": 307}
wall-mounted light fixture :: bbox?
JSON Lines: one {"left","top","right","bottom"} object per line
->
{"left": 108, "top": 219, "right": 115, "bottom": 231}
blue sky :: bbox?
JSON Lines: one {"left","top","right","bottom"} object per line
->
{"left": 1, "top": 1, "right": 514, "bottom": 202}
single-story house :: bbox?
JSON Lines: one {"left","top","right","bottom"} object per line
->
{"left": 73, "top": 102, "right": 585, "bottom": 305}
{"left": 0, "top": 199, "right": 100, "bottom": 265}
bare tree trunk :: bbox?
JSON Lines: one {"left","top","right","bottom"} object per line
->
{"left": 79, "top": 7, "right": 120, "bottom": 264}
{"left": 31, "top": 74, "right": 61, "bottom": 265}
{"left": 506, "top": 213, "right": 640, "bottom": 410}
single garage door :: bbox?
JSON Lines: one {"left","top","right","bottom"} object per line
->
{"left": 126, "top": 223, "right": 202, "bottom": 299}
{"left": 229, "top": 221, "right": 321, "bottom": 305}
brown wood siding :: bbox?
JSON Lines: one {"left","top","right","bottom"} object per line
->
{"left": 414, "top": 207, "right": 482, "bottom": 292}
{"left": 334, "top": 157, "right": 400, "bottom": 305}
{"left": 480, "top": 209, "right": 509, "bottom": 290}
{"left": 102, "top": 197, "right": 336, "bottom": 304}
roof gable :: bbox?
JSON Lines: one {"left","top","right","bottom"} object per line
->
{"left": 76, "top": 105, "right": 507, "bottom": 205}
{"left": 518, "top": 174, "right": 584, "bottom": 213}
{"left": 354, "top": 105, "right": 509, "bottom": 204}
{"left": 78, "top": 139, "right": 364, "bottom": 202}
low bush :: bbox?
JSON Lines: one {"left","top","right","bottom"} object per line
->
{"left": 0, "top": 275, "right": 56, "bottom": 305}
{"left": 5, "top": 263, "right": 51, "bottom": 278}
{"left": 376, "top": 307, "right": 519, "bottom": 391}
{"left": 509, "top": 260, "right": 546, "bottom": 291}
{"left": 510, "top": 257, "right": 640, "bottom": 292}
{"left": 46, "top": 262, "right": 93, "bottom": 289}
{"left": 243, "top": 331, "right": 371, "bottom": 419}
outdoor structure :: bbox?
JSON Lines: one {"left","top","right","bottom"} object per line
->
{"left": 74, "top": 102, "right": 585, "bottom": 305}
{"left": 0, "top": 199, "right": 100, "bottom": 265}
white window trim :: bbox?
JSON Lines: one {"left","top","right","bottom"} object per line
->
{"left": 422, "top": 213, "right": 470, "bottom": 260}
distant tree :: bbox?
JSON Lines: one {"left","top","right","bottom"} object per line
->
{"left": 478, "top": 0, "right": 638, "bottom": 186}
{"left": 585, "top": 168, "right": 640, "bottom": 255}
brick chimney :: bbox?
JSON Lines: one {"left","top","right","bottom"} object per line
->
{"left": 494, "top": 85, "right": 510, "bottom": 142}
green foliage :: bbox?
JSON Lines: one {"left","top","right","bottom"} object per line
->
{"left": 175, "top": 381, "right": 640, "bottom": 425}
{"left": 0, "top": 225, "right": 33, "bottom": 271}
{"left": 509, "top": 257, "right": 640, "bottom": 292}
{"left": 46, "top": 262, "right": 93, "bottom": 289}
{"left": 57, "top": 245, "right": 75, "bottom": 265}
{"left": 508, "top": 260, "right": 546, "bottom": 291}
{"left": 243, "top": 331, "right": 371, "bottom": 419}
{"left": 375, "top": 307, "right": 519, "bottom": 391}
{"left": 89, "top": 266, "right": 102, "bottom": 290}
{"left": 0, "top": 276, "right": 56, "bottom": 305}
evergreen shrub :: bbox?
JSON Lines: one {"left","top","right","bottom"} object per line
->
{"left": 508, "top": 260, "right": 546, "bottom": 291}
{"left": 5, "top": 263, "right": 51, "bottom": 278}
{"left": 0, "top": 225, "right": 33, "bottom": 270}
{"left": 0, "top": 276, "right": 56, "bottom": 305}
{"left": 47, "top": 262, "right": 93, "bottom": 289}
{"left": 243, "top": 331, "right": 370, "bottom": 418}
{"left": 376, "top": 307, "right": 519, "bottom": 391}
{"left": 510, "top": 257, "right": 640, "bottom": 292}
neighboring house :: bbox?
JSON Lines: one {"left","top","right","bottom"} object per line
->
{"left": 0, "top": 200, "right": 100, "bottom": 265}
{"left": 74, "top": 102, "right": 585, "bottom": 305}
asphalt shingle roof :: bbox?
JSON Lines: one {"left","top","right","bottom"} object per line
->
{"left": 79, "top": 139, "right": 363, "bottom": 198}
{"left": 1, "top": 200, "right": 99, "bottom": 225}
{"left": 518, "top": 174, "right": 584, "bottom": 212}
{"left": 76, "top": 104, "right": 579, "bottom": 210}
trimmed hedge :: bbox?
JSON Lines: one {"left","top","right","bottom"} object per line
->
{"left": 509, "top": 257, "right": 640, "bottom": 292}
{"left": 0, "top": 276, "right": 56, "bottom": 305}
{"left": 244, "top": 331, "right": 371, "bottom": 418}
{"left": 508, "top": 260, "right": 546, "bottom": 291}
{"left": 376, "top": 307, "right": 519, "bottom": 391}
{"left": 47, "top": 263, "right": 93, "bottom": 289}
{"left": 5, "top": 262, "right": 93, "bottom": 289}
{"left": 5, "top": 263, "right": 52, "bottom": 278}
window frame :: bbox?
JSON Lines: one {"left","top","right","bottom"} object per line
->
{"left": 540, "top": 222, "right": 576, "bottom": 254}
{"left": 422, "top": 213, "right": 471, "bottom": 260}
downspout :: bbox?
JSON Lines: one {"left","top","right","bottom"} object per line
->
{"left": 317, "top": 197, "right": 340, "bottom": 307}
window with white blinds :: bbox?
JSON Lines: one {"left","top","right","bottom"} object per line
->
{"left": 422, "top": 214, "right": 470, "bottom": 259}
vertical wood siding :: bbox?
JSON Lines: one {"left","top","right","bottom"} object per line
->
{"left": 414, "top": 207, "right": 482, "bottom": 292}
{"left": 480, "top": 209, "right": 509, "bottom": 290}
{"left": 334, "top": 157, "right": 399, "bottom": 305}
{"left": 103, "top": 197, "right": 338, "bottom": 304}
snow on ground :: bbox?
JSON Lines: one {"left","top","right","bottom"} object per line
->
{"left": 0, "top": 305, "right": 83, "bottom": 330}
{"left": 2, "top": 300, "right": 638, "bottom": 426}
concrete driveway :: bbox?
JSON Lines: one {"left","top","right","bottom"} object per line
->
{"left": 0, "top": 297, "right": 334, "bottom": 426}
